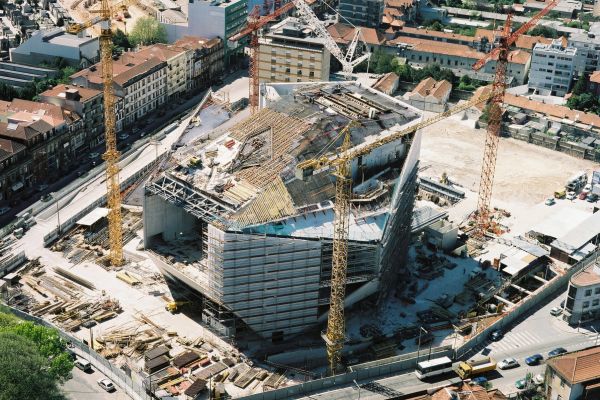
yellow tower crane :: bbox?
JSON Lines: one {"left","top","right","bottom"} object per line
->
{"left": 297, "top": 90, "right": 496, "bottom": 375}
{"left": 66, "top": 0, "right": 138, "bottom": 266}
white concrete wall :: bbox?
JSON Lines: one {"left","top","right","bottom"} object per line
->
{"left": 143, "top": 193, "right": 197, "bottom": 245}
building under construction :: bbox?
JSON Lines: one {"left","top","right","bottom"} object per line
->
{"left": 143, "top": 82, "right": 422, "bottom": 342}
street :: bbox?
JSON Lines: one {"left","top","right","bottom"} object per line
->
{"left": 62, "top": 365, "right": 131, "bottom": 400}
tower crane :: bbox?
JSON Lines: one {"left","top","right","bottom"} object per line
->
{"left": 66, "top": 0, "right": 139, "bottom": 266}
{"left": 298, "top": 89, "right": 496, "bottom": 375}
{"left": 230, "top": 0, "right": 370, "bottom": 113}
{"left": 471, "top": 0, "right": 558, "bottom": 239}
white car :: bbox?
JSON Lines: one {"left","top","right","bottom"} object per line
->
{"left": 97, "top": 378, "right": 115, "bottom": 392}
{"left": 534, "top": 373, "right": 545, "bottom": 385}
{"left": 550, "top": 306, "right": 562, "bottom": 316}
{"left": 566, "top": 191, "right": 576, "bottom": 200}
{"left": 0, "top": 207, "right": 11, "bottom": 216}
{"left": 498, "top": 357, "right": 519, "bottom": 370}
{"left": 583, "top": 184, "right": 592, "bottom": 194}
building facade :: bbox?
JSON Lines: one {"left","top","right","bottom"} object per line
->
{"left": 10, "top": 28, "right": 99, "bottom": 68}
{"left": 173, "top": 36, "right": 224, "bottom": 91}
{"left": 338, "top": 0, "right": 384, "bottom": 28}
{"left": 567, "top": 32, "right": 600, "bottom": 75}
{"left": 562, "top": 261, "right": 600, "bottom": 325}
{"left": 258, "top": 18, "right": 331, "bottom": 84}
{"left": 160, "top": 0, "right": 247, "bottom": 68}
{"left": 545, "top": 345, "right": 600, "bottom": 400}
{"left": 528, "top": 39, "right": 579, "bottom": 97}
{"left": 136, "top": 44, "right": 188, "bottom": 100}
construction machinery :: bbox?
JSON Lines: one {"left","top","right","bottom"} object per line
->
{"left": 66, "top": 0, "right": 141, "bottom": 266}
{"left": 471, "top": 0, "right": 558, "bottom": 239}
{"left": 297, "top": 89, "right": 496, "bottom": 374}
{"left": 230, "top": 0, "right": 370, "bottom": 113}
{"left": 165, "top": 301, "right": 190, "bottom": 313}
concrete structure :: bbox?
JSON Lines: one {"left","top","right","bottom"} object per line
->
{"left": 338, "top": 0, "right": 384, "bottom": 28}
{"left": 143, "top": 82, "right": 423, "bottom": 341}
{"left": 0, "top": 61, "right": 58, "bottom": 88}
{"left": 563, "top": 262, "right": 600, "bottom": 325}
{"left": 258, "top": 18, "right": 330, "bottom": 84}
{"left": 567, "top": 32, "right": 600, "bottom": 75}
{"left": 528, "top": 39, "right": 579, "bottom": 97}
{"left": 545, "top": 345, "right": 600, "bottom": 400}
{"left": 71, "top": 51, "right": 166, "bottom": 127}
{"left": 406, "top": 77, "right": 451, "bottom": 112}
{"left": 523, "top": 0, "right": 582, "bottom": 18}
{"left": 424, "top": 219, "right": 457, "bottom": 252}
{"left": 159, "top": 0, "right": 247, "bottom": 67}
{"left": 10, "top": 28, "right": 99, "bottom": 68}
{"left": 39, "top": 84, "right": 115, "bottom": 147}
{"left": 550, "top": 211, "right": 600, "bottom": 264}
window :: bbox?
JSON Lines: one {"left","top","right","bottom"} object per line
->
{"left": 593, "top": 299, "right": 599, "bottom": 306}
{"left": 586, "top": 289, "right": 592, "bottom": 296}
{"left": 583, "top": 301, "right": 590, "bottom": 308}
{"left": 595, "top": 287, "right": 600, "bottom": 294}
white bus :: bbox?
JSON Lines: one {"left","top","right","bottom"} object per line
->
{"left": 415, "top": 356, "right": 454, "bottom": 380}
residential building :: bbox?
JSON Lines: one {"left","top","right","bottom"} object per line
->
{"left": 0, "top": 99, "right": 83, "bottom": 200}
{"left": 70, "top": 51, "right": 166, "bottom": 127}
{"left": 528, "top": 39, "right": 580, "bottom": 97}
{"left": 563, "top": 260, "right": 600, "bottom": 325}
{"left": 567, "top": 32, "right": 600, "bottom": 75}
{"left": 382, "top": 0, "right": 417, "bottom": 28}
{"left": 373, "top": 71, "right": 399, "bottom": 95}
{"left": 0, "top": 61, "right": 58, "bottom": 88}
{"left": 406, "top": 77, "right": 451, "bottom": 112}
{"left": 173, "top": 36, "right": 225, "bottom": 91}
{"left": 159, "top": 0, "right": 247, "bottom": 67}
{"left": 327, "top": 23, "right": 385, "bottom": 54}
{"left": 545, "top": 345, "right": 600, "bottom": 400}
{"left": 523, "top": 0, "right": 582, "bottom": 19}
{"left": 258, "top": 17, "right": 330, "bottom": 84}
{"left": 388, "top": 36, "right": 531, "bottom": 85}
{"left": 338, "top": 0, "right": 384, "bottom": 28}
{"left": 144, "top": 82, "right": 422, "bottom": 341}
{"left": 39, "top": 84, "right": 109, "bottom": 148}
{"left": 10, "top": 28, "right": 99, "bottom": 68}
{"left": 588, "top": 70, "right": 600, "bottom": 96}
{"left": 136, "top": 44, "right": 188, "bottom": 100}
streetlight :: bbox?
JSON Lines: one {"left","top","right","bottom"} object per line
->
{"left": 353, "top": 379, "right": 361, "bottom": 400}
{"left": 53, "top": 193, "right": 61, "bottom": 234}
{"left": 416, "top": 326, "right": 428, "bottom": 364}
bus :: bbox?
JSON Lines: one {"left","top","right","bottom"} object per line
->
{"left": 415, "top": 356, "right": 454, "bottom": 380}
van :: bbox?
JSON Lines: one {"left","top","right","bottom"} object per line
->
{"left": 75, "top": 359, "right": 92, "bottom": 372}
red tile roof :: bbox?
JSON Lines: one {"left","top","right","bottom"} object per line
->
{"left": 411, "top": 77, "right": 452, "bottom": 101}
{"left": 326, "top": 23, "right": 385, "bottom": 45}
{"left": 590, "top": 70, "right": 600, "bottom": 84}
{"left": 40, "top": 84, "right": 101, "bottom": 102}
{"left": 389, "top": 36, "right": 486, "bottom": 59}
{"left": 547, "top": 346, "right": 600, "bottom": 384}
{"left": 373, "top": 72, "right": 399, "bottom": 94}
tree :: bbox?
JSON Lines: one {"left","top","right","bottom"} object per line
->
{"left": 527, "top": 25, "right": 558, "bottom": 38}
{"left": 394, "top": 63, "right": 413, "bottom": 82}
{"left": 567, "top": 92, "right": 599, "bottom": 113}
{"left": 571, "top": 73, "right": 586, "bottom": 96}
{"left": 112, "top": 29, "right": 132, "bottom": 53}
{"left": 0, "top": 332, "right": 66, "bottom": 400}
{"left": 373, "top": 51, "right": 394, "bottom": 74}
{"left": 129, "top": 17, "right": 167, "bottom": 46}
{"left": 427, "top": 20, "right": 444, "bottom": 31}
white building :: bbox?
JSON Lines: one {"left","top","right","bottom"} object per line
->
{"left": 10, "top": 28, "right": 99, "bottom": 68}
{"left": 406, "top": 77, "right": 452, "bottom": 112}
{"left": 136, "top": 43, "right": 188, "bottom": 100}
{"left": 563, "top": 261, "right": 600, "bottom": 325}
{"left": 567, "top": 31, "right": 600, "bottom": 75}
{"left": 528, "top": 39, "right": 580, "bottom": 97}
{"left": 545, "top": 346, "right": 600, "bottom": 400}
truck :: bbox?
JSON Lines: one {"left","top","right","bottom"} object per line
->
{"left": 565, "top": 171, "right": 587, "bottom": 192}
{"left": 456, "top": 356, "right": 496, "bottom": 379}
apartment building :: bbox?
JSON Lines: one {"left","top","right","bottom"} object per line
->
{"left": 173, "top": 36, "right": 224, "bottom": 91}
{"left": 70, "top": 52, "right": 166, "bottom": 127}
{"left": 567, "top": 32, "right": 600, "bottom": 75}
{"left": 563, "top": 260, "right": 600, "bottom": 325}
{"left": 338, "top": 0, "right": 384, "bottom": 28}
{"left": 136, "top": 44, "right": 188, "bottom": 100}
{"left": 0, "top": 99, "right": 83, "bottom": 200}
{"left": 39, "top": 84, "right": 115, "bottom": 149}
{"left": 545, "top": 345, "right": 600, "bottom": 400}
{"left": 528, "top": 39, "right": 580, "bottom": 97}
{"left": 258, "top": 18, "right": 330, "bottom": 83}
{"left": 160, "top": 0, "right": 247, "bottom": 67}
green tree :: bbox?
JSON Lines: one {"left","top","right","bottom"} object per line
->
{"left": 0, "top": 332, "right": 66, "bottom": 400}
{"left": 571, "top": 73, "right": 586, "bottom": 96}
{"left": 129, "top": 17, "right": 167, "bottom": 46}
{"left": 373, "top": 51, "right": 394, "bottom": 74}
{"left": 393, "top": 63, "right": 414, "bottom": 82}
{"left": 567, "top": 92, "right": 599, "bottom": 113}
{"left": 527, "top": 25, "right": 558, "bottom": 38}
{"left": 112, "top": 28, "right": 132, "bottom": 54}
{"left": 427, "top": 20, "right": 444, "bottom": 31}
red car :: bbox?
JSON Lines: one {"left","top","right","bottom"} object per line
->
{"left": 579, "top": 192, "right": 587, "bottom": 200}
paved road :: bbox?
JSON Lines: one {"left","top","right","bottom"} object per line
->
{"left": 62, "top": 365, "right": 131, "bottom": 400}
{"left": 295, "top": 288, "right": 600, "bottom": 400}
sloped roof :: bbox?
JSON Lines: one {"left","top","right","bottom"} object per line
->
{"left": 590, "top": 70, "right": 600, "bottom": 84}
{"left": 411, "top": 77, "right": 452, "bottom": 100}
{"left": 326, "top": 23, "right": 385, "bottom": 45}
{"left": 373, "top": 72, "right": 399, "bottom": 94}
{"left": 386, "top": 0, "right": 415, "bottom": 7}
{"left": 397, "top": 26, "right": 475, "bottom": 42}
{"left": 515, "top": 34, "right": 552, "bottom": 50}
{"left": 389, "top": 36, "right": 485, "bottom": 59}
{"left": 547, "top": 346, "right": 600, "bottom": 384}
{"left": 136, "top": 43, "right": 186, "bottom": 62}
{"left": 0, "top": 138, "right": 25, "bottom": 162}
{"left": 506, "top": 50, "right": 531, "bottom": 65}
{"left": 40, "top": 84, "right": 101, "bottom": 102}
{"left": 174, "top": 35, "right": 221, "bottom": 50}
{"left": 0, "top": 118, "right": 54, "bottom": 141}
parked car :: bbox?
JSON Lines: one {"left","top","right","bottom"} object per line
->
{"left": 118, "top": 133, "right": 129, "bottom": 140}
{"left": 548, "top": 347, "right": 568, "bottom": 357}
{"left": 515, "top": 378, "right": 527, "bottom": 389}
{"left": 489, "top": 330, "right": 503, "bottom": 342}
{"left": 566, "top": 191, "right": 576, "bottom": 200}
{"left": 583, "top": 183, "right": 592, "bottom": 194}
{"left": 0, "top": 207, "right": 11, "bottom": 216}
{"left": 498, "top": 358, "right": 519, "bottom": 370}
{"left": 550, "top": 306, "right": 562, "bottom": 316}
{"left": 74, "top": 359, "right": 92, "bottom": 372}
{"left": 40, "top": 194, "right": 53, "bottom": 202}
{"left": 545, "top": 197, "right": 555, "bottom": 206}
{"left": 470, "top": 376, "right": 488, "bottom": 386}
{"left": 36, "top": 184, "right": 49, "bottom": 192}
{"left": 97, "top": 378, "right": 115, "bottom": 392}
{"left": 525, "top": 353, "right": 544, "bottom": 366}
{"left": 587, "top": 193, "right": 599, "bottom": 203}
{"left": 88, "top": 152, "right": 100, "bottom": 159}
{"left": 81, "top": 320, "right": 97, "bottom": 329}
{"left": 579, "top": 192, "right": 587, "bottom": 200}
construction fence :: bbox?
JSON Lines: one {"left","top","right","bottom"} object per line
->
{"left": 4, "top": 305, "right": 152, "bottom": 400}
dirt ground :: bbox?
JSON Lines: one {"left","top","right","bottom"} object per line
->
{"left": 419, "top": 117, "right": 600, "bottom": 207}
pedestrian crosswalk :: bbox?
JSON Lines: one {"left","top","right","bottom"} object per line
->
{"left": 488, "top": 331, "right": 545, "bottom": 353}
